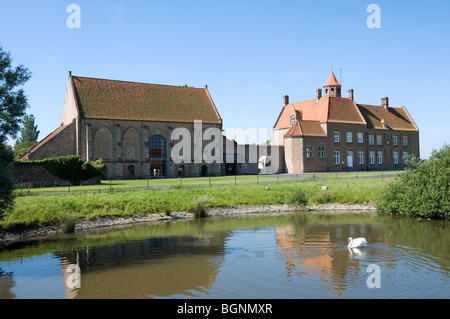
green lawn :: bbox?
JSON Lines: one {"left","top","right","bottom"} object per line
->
{"left": 13, "top": 171, "right": 400, "bottom": 196}
{"left": 2, "top": 177, "right": 388, "bottom": 230}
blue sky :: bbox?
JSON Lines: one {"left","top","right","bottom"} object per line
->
{"left": 0, "top": 0, "right": 449, "bottom": 159}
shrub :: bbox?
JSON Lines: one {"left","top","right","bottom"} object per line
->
{"left": 15, "top": 155, "right": 104, "bottom": 185}
{"left": 0, "top": 144, "right": 15, "bottom": 220}
{"left": 287, "top": 186, "right": 308, "bottom": 208}
{"left": 189, "top": 194, "right": 213, "bottom": 218}
{"left": 377, "top": 144, "right": 450, "bottom": 219}
{"left": 61, "top": 214, "right": 78, "bottom": 233}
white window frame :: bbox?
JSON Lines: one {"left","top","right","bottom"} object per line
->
{"left": 377, "top": 135, "right": 382, "bottom": 146}
{"left": 318, "top": 146, "right": 325, "bottom": 159}
{"left": 369, "top": 151, "right": 375, "bottom": 165}
{"left": 393, "top": 135, "right": 398, "bottom": 146}
{"left": 333, "top": 131, "right": 340, "bottom": 143}
{"left": 358, "top": 151, "right": 364, "bottom": 165}
{"left": 334, "top": 151, "right": 340, "bottom": 165}
{"left": 347, "top": 132, "right": 353, "bottom": 143}
{"left": 357, "top": 132, "right": 363, "bottom": 144}
{"left": 403, "top": 135, "right": 408, "bottom": 147}
{"left": 403, "top": 152, "right": 409, "bottom": 162}
{"left": 369, "top": 135, "right": 374, "bottom": 145}
{"left": 393, "top": 151, "right": 399, "bottom": 164}
{"left": 306, "top": 146, "right": 313, "bottom": 159}
{"left": 377, "top": 151, "right": 383, "bottom": 165}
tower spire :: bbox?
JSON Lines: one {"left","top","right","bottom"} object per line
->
{"left": 323, "top": 71, "right": 342, "bottom": 97}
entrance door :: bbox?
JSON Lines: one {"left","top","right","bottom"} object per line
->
{"left": 347, "top": 151, "right": 353, "bottom": 168}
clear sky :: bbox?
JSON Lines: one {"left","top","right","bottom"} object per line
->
{"left": 0, "top": 0, "right": 449, "bottom": 159}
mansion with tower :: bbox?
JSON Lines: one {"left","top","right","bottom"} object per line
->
{"left": 272, "top": 71, "right": 420, "bottom": 173}
{"left": 18, "top": 70, "right": 419, "bottom": 179}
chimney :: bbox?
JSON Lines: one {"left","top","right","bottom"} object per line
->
{"left": 382, "top": 97, "right": 389, "bottom": 110}
{"left": 283, "top": 95, "right": 289, "bottom": 107}
{"left": 348, "top": 89, "right": 354, "bottom": 101}
{"left": 316, "top": 89, "right": 322, "bottom": 101}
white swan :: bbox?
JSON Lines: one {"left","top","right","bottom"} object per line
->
{"left": 348, "top": 237, "right": 368, "bottom": 248}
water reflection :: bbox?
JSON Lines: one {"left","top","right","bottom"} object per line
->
{"left": 0, "top": 213, "right": 448, "bottom": 299}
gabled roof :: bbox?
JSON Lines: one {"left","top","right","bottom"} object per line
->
{"left": 285, "top": 120, "right": 326, "bottom": 137}
{"left": 18, "top": 122, "right": 73, "bottom": 160}
{"left": 71, "top": 75, "right": 222, "bottom": 124}
{"left": 324, "top": 71, "right": 341, "bottom": 87}
{"left": 357, "top": 104, "right": 418, "bottom": 131}
{"left": 274, "top": 96, "right": 365, "bottom": 129}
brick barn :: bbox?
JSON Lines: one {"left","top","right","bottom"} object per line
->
{"left": 19, "top": 72, "right": 224, "bottom": 179}
{"left": 272, "top": 71, "right": 420, "bottom": 173}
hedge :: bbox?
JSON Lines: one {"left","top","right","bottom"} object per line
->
{"left": 15, "top": 155, "right": 104, "bottom": 185}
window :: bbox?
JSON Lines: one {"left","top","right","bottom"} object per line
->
{"left": 393, "top": 151, "right": 399, "bottom": 164}
{"left": 333, "top": 131, "right": 340, "bottom": 143}
{"left": 357, "top": 132, "right": 363, "bottom": 144}
{"left": 403, "top": 152, "right": 409, "bottom": 162}
{"left": 149, "top": 135, "right": 167, "bottom": 177}
{"left": 306, "top": 146, "right": 313, "bottom": 158}
{"left": 290, "top": 116, "right": 295, "bottom": 126}
{"left": 377, "top": 135, "right": 382, "bottom": 146}
{"left": 318, "top": 146, "right": 325, "bottom": 159}
{"left": 127, "top": 165, "right": 135, "bottom": 178}
{"left": 393, "top": 135, "right": 398, "bottom": 146}
{"left": 358, "top": 151, "right": 364, "bottom": 165}
{"left": 347, "top": 132, "right": 353, "bottom": 143}
{"left": 369, "top": 151, "right": 375, "bottom": 165}
{"left": 369, "top": 135, "right": 374, "bottom": 145}
{"left": 377, "top": 151, "right": 383, "bottom": 165}
{"left": 403, "top": 136, "right": 408, "bottom": 147}
{"left": 334, "top": 151, "right": 340, "bottom": 165}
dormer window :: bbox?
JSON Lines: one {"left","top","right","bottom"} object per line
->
{"left": 290, "top": 116, "right": 295, "bottom": 126}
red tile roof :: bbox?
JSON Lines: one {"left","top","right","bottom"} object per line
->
{"left": 357, "top": 104, "right": 418, "bottom": 131}
{"left": 285, "top": 120, "right": 326, "bottom": 137}
{"left": 274, "top": 96, "right": 365, "bottom": 129}
{"left": 72, "top": 76, "right": 222, "bottom": 124}
{"left": 324, "top": 71, "right": 341, "bottom": 86}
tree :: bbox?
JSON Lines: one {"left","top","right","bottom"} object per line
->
{"left": 0, "top": 46, "right": 31, "bottom": 144}
{"left": 377, "top": 144, "right": 450, "bottom": 219}
{"left": 14, "top": 114, "right": 39, "bottom": 158}
{"left": 0, "top": 45, "right": 31, "bottom": 219}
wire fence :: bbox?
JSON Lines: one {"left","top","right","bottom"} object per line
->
{"left": 13, "top": 171, "right": 400, "bottom": 196}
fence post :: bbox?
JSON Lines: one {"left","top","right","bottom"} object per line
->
{"left": 235, "top": 175, "right": 236, "bottom": 186}
{"left": 68, "top": 181, "right": 70, "bottom": 194}
{"left": 257, "top": 174, "right": 259, "bottom": 184}
{"left": 209, "top": 175, "right": 211, "bottom": 187}
{"left": 110, "top": 178, "right": 112, "bottom": 191}
{"left": 180, "top": 176, "right": 182, "bottom": 188}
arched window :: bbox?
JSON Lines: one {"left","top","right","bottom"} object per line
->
{"left": 128, "top": 165, "right": 135, "bottom": 178}
{"left": 149, "top": 135, "right": 167, "bottom": 177}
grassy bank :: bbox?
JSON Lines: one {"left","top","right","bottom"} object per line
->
{"left": 1, "top": 178, "right": 385, "bottom": 230}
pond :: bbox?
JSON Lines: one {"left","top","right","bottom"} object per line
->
{"left": 0, "top": 212, "right": 448, "bottom": 299}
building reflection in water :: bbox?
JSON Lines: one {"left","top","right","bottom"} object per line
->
{"left": 275, "top": 221, "right": 379, "bottom": 297}
{"left": 57, "top": 232, "right": 227, "bottom": 299}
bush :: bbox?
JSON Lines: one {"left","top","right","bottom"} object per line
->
{"left": 61, "top": 214, "right": 78, "bottom": 233}
{"left": 287, "top": 186, "right": 308, "bottom": 208}
{"left": 189, "top": 194, "right": 213, "bottom": 218}
{"left": 377, "top": 144, "right": 450, "bottom": 219}
{"left": 15, "top": 155, "right": 104, "bottom": 185}
{"left": 0, "top": 144, "right": 15, "bottom": 220}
